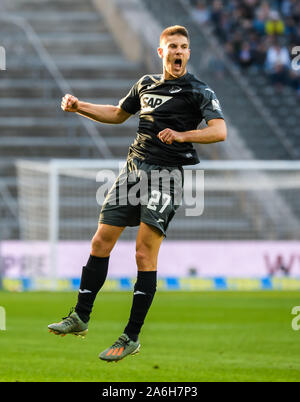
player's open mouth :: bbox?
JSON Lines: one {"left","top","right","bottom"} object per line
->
{"left": 174, "top": 59, "right": 182, "bottom": 68}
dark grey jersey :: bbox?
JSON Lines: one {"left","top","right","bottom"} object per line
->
{"left": 119, "top": 72, "right": 224, "bottom": 166}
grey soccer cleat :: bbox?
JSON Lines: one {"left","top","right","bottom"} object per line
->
{"left": 99, "top": 333, "right": 140, "bottom": 362}
{"left": 48, "top": 308, "right": 88, "bottom": 338}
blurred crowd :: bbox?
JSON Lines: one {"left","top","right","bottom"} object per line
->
{"left": 190, "top": 0, "right": 300, "bottom": 95}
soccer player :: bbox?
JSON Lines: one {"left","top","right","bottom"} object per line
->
{"left": 48, "top": 25, "right": 227, "bottom": 362}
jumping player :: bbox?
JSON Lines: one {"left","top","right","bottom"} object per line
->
{"left": 48, "top": 25, "right": 227, "bottom": 362}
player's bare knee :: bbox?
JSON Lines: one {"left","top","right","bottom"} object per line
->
{"left": 91, "top": 234, "right": 113, "bottom": 257}
{"left": 135, "top": 249, "right": 155, "bottom": 270}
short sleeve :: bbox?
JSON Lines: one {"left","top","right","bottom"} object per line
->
{"left": 118, "top": 81, "right": 141, "bottom": 115}
{"left": 198, "top": 87, "right": 224, "bottom": 123}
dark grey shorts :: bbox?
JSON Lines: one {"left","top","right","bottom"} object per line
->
{"left": 99, "top": 157, "right": 184, "bottom": 236}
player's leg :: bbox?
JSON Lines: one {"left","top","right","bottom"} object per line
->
{"left": 124, "top": 222, "right": 163, "bottom": 337}
{"left": 48, "top": 223, "right": 125, "bottom": 336}
{"left": 99, "top": 222, "right": 163, "bottom": 361}
{"left": 74, "top": 223, "right": 125, "bottom": 322}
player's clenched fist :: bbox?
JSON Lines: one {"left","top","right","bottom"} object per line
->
{"left": 61, "top": 94, "right": 79, "bottom": 112}
{"left": 157, "top": 128, "right": 184, "bottom": 144}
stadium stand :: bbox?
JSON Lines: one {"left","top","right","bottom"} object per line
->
{"left": 0, "top": 0, "right": 144, "bottom": 239}
{"left": 188, "top": 0, "right": 300, "bottom": 155}
{"left": 207, "top": 1, "right": 299, "bottom": 150}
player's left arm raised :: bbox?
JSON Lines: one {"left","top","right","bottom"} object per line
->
{"left": 157, "top": 118, "right": 227, "bottom": 145}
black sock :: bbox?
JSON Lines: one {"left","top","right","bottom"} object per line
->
{"left": 124, "top": 271, "right": 157, "bottom": 342}
{"left": 75, "top": 255, "right": 109, "bottom": 323}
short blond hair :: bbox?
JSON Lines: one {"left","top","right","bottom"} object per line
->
{"left": 160, "top": 25, "right": 190, "bottom": 45}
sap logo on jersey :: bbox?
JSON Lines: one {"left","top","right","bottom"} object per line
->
{"left": 141, "top": 94, "right": 172, "bottom": 112}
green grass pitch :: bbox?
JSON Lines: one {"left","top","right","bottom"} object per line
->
{"left": 0, "top": 290, "right": 300, "bottom": 382}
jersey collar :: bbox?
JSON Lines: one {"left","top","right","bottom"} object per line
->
{"left": 162, "top": 71, "right": 189, "bottom": 83}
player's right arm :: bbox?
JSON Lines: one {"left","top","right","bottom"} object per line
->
{"left": 61, "top": 94, "right": 132, "bottom": 124}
